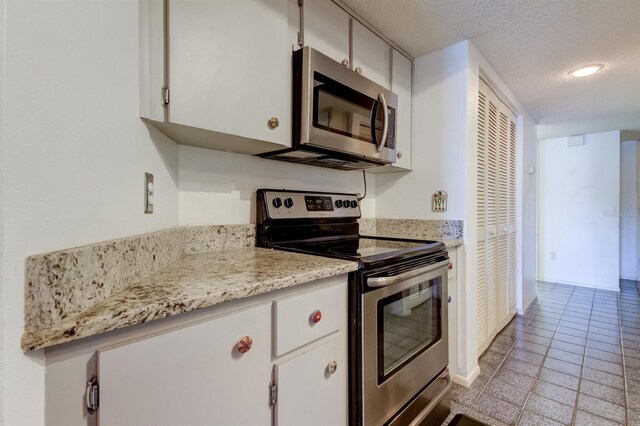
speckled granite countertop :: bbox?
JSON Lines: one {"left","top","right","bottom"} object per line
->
{"left": 22, "top": 248, "right": 358, "bottom": 351}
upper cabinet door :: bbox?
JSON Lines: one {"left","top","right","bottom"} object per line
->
{"left": 168, "top": 0, "right": 291, "bottom": 147}
{"left": 301, "top": 0, "right": 350, "bottom": 66}
{"left": 352, "top": 20, "right": 391, "bottom": 89}
{"left": 391, "top": 49, "right": 412, "bottom": 170}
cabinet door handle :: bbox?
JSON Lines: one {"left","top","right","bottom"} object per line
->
{"left": 236, "top": 336, "right": 253, "bottom": 353}
{"left": 327, "top": 361, "right": 338, "bottom": 374}
{"left": 310, "top": 310, "right": 322, "bottom": 324}
{"left": 341, "top": 58, "right": 349, "bottom": 67}
{"left": 355, "top": 67, "right": 363, "bottom": 74}
{"left": 268, "top": 117, "right": 279, "bottom": 129}
{"left": 448, "top": 262, "right": 453, "bottom": 270}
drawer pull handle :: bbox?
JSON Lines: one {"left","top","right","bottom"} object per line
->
{"left": 327, "top": 361, "right": 338, "bottom": 374}
{"left": 311, "top": 310, "right": 322, "bottom": 324}
{"left": 236, "top": 336, "right": 253, "bottom": 353}
{"left": 448, "top": 262, "right": 453, "bottom": 270}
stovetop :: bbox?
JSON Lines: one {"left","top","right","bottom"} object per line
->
{"left": 256, "top": 189, "right": 448, "bottom": 268}
{"left": 270, "top": 235, "right": 445, "bottom": 266}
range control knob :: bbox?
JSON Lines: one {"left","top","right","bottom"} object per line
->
{"left": 272, "top": 197, "right": 282, "bottom": 208}
{"left": 284, "top": 198, "right": 294, "bottom": 208}
{"left": 350, "top": 200, "right": 358, "bottom": 208}
{"left": 335, "top": 200, "right": 343, "bottom": 208}
{"left": 344, "top": 199, "right": 351, "bottom": 207}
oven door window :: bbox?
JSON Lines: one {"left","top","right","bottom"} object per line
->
{"left": 312, "top": 72, "right": 388, "bottom": 146}
{"left": 378, "top": 277, "right": 442, "bottom": 383}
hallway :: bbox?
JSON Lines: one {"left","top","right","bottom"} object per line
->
{"left": 445, "top": 280, "right": 640, "bottom": 425}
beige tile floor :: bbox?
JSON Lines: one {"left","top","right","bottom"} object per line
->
{"left": 443, "top": 280, "right": 640, "bottom": 425}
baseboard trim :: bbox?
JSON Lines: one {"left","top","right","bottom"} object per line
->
{"left": 621, "top": 275, "right": 638, "bottom": 282}
{"left": 518, "top": 296, "right": 538, "bottom": 315}
{"left": 537, "top": 277, "right": 620, "bottom": 292}
{"left": 452, "top": 365, "right": 481, "bottom": 387}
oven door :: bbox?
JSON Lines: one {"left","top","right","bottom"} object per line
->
{"left": 362, "top": 260, "right": 449, "bottom": 425}
{"left": 296, "top": 47, "right": 397, "bottom": 164}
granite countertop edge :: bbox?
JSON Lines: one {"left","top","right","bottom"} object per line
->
{"left": 21, "top": 247, "right": 359, "bottom": 352}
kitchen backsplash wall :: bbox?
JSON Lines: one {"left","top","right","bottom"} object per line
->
{"left": 359, "top": 218, "right": 463, "bottom": 240}
{"left": 178, "top": 145, "right": 377, "bottom": 225}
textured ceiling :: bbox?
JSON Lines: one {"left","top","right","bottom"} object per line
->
{"left": 340, "top": 0, "right": 640, "bottom": 128}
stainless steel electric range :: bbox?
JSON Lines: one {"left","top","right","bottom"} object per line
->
{"left": 257, "top": 189, "right": 452, "bottom": 426}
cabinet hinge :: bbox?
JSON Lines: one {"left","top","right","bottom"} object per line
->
{"left": 161, "top": 86, "right": 170, "bottom": 108}
{"left": 85, "top": 375, "right": 99, "bottom": 415}
{"left": 269, "top": 382, "right": 278, "bottom": 406}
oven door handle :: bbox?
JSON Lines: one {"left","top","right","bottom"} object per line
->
{"left": 367, "top": 259, "right": 449, "bottom": 288}
{"left": 408, "top": 371, "right": 452, "bottom": 426}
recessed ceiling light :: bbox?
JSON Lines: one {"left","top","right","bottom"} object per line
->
{"left": 569, "top": 64, "right": 604, "bottom": 78}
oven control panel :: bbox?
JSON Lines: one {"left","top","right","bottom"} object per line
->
{"left": 261, "top": 190, "right": 361, "bottom": 219}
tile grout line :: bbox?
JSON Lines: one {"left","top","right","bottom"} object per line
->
{"left": 618, "top": 287, "right": 631, "bottom": 425}
{"left": 568, "top": 288, "right": 596, "bottom": 425}
{"left": 513, "top": 284, "right": 578, "bottom": 426}
{"left": 462, "top": 284, "right": 553, "bottom": 419}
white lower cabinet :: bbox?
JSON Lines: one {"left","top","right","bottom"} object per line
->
{"left": 98, "top": 303, "right": 272, "bottom": 426}
{"left": 274, "top": 335, "right": 348, "bottom": 426}
{"left": 44, "top": 276, "right": 348, "bottom": 426}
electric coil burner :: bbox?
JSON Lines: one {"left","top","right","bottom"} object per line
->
{"left": 257, "top": 189, "right": 451, "bottom": 426}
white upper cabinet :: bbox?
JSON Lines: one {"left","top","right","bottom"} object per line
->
{"left": 297, "top": 0, "right": 350, "bottom": 65}
{"left": 168, "top": 0, "right": 291, "bottom": 149}
{"left": 351, "top": 20, "right": 391, "bottom": 89}
{"left": 391, "top": 49, "right": 412, "bottom": 170}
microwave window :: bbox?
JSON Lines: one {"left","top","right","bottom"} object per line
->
{"left": 313, "top": 73, "right": 385, "bottom": 145}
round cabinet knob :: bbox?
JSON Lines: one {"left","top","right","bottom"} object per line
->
{"left": 341, "top": 58, "right": 349, "bottom": 67}
{"left": 284, "top": 198, "right": 294, "bottom": 208}
{"left": 335, "top": 200, "right": 343, "bottom": 208}
{"left": 236, "top": 336, "right": 253, "bottom": 353}
{"left": 397, "top": 151, "right": 403, "bottom": 159}
{"left": 448, "top": 296, "right": 452, "bottom": 303}
{"left": 272, "top": 198, "right": 282, "bottom": 208}
{"left": 268, "top": 117, "right": 279, "bottom": 129}
{"left": 350, "top": 200, "right": 358, "bottom": 208}
{"left": 327, "top": 361, "right": 338, "bottom": 374}
{"left": 448, "top": 262, "right": 454, "bottom": 270}
{"left": 355, "top": 67, "right": 363, "bottom": 74}
{"left": 311, "top": 310, "right": 322, "bottom": 324}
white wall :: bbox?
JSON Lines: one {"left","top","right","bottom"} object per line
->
{"left": 375, "top": 41, "right": 469, "bottom": 221}
{"left": 2, "top": 2, "right": 181, "bottom": 424}
{"left": 620, "top": 140, "right": 638, "bottom": 280}
{"left": 538, "top": 131, "right": 621, "bottom": 291}
{"left": 178, "top": 146, "right": 375, "bottom": 225}
{"left": 538, "top": 113, "right": 640, "bottom": 140}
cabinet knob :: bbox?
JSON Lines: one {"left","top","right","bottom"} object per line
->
{"left": 236, "top": 336, "right": 253, "bottom": 353}
{"left": 341, "top": 58, "right": 349, "bottom": 67}
{"left": 268, "top": 117, "right": 279, "bottom": 129}
{"left": 448, "top": 262, "right": 453, "bottom": 270}
{"left": 448, "top": 296, "right": 452, "bottom": 303}
{"left": 397, "top": 151, "right": 403, "bottom": 159}
{"left": 355, "top": 67, "right": 363, "bottom": 74}
{"left": 310, "top": 310, "right": 322, "bottom": 324}
{"left": 327, "top": 361, "right": 338, "bottom": 374}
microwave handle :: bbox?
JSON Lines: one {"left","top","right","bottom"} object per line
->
{"left": 376, "top": 93, "right": 389, "bottom": 153}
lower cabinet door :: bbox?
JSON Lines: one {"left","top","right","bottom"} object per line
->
{"left": 97, "top": 303, "right": 272, "bottom": 426}
{"left": 274, "top": 334, "right": 347, "bottom": 426}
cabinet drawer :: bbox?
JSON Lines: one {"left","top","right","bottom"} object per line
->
{"left": 274, "top": 283, "right": 346, "bottom": 356}
{"left": 448, "top": 249, "right": 457, "bottom": 281}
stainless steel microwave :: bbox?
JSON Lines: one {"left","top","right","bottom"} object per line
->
{"left": 261, "top": 47, "right": 398, "bottom": 170}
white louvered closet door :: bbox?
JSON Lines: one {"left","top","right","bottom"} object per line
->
{"left": 477, "top": 79, "right": 517, "bottom": 354}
